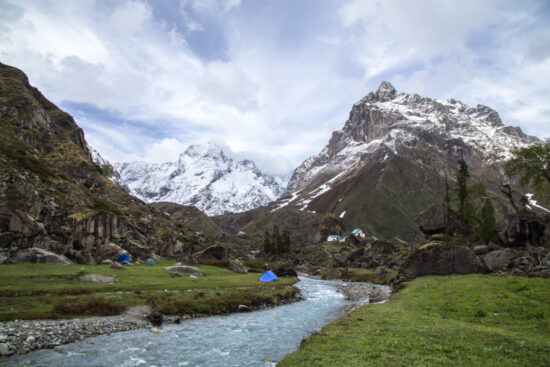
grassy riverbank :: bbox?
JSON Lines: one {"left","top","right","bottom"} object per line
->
{"left": 279, "top": 274, "right": 550, "bottom": 367}
{"left": 0, "top": 261, "right": 297, "bottom": 321}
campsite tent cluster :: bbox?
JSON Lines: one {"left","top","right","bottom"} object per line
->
{"left": 115, "top": 252, "right": 279, "bottom": 281}
{"left": 327, "top": 228, "right": 365, "bottom": 242}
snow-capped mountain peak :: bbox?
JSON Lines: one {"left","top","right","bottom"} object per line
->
{"left": 114, "top": 142, "right": 288, "bottom": 215}
{"left": 279, "top": 81, "right": 540, "bottom": 213}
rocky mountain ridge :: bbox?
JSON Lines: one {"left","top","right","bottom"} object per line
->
{"left": 270, "top": 82, "right": 540, "bottom": 239}
{"left": 0, "top": 62, "right": 209, "bottom": 264}
{"left": 114, "top": 142, "right": 288, "bottom": 216}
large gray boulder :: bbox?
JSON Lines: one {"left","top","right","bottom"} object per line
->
{"left": 95, "top": 242, "right": 124, "bottom": 261}
{"left": 484, "top": 249, "right": 520, "bottom": 271}
{"left": 417, "top": 204, "right": 446, "bottom": 235}
{"left": 164, "top": 265, "right": 205, "bottom": 276}
{"left": 12, "top": 248, "right": 71, "bottom": 265}
{"left": 229, "top": 260, "right": 248, "bottom": 274}
{"left": 79, "top": 274, "right": 115, "bottom": 283}
{"left": 400, "top": 242, "right": 486, "bottom": 279}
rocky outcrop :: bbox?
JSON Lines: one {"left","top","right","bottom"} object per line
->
{"left": 0, "top": 62, "right": 212, "bottom": 265}
{"left": 497, "top": 212, "right": 549, "bottom": 247}
{"left": 229, "top": 260, "right": 248, "bottom": 274}
{"left": 11, "top": 248, "right": 71, "bottom": 265}
{"left": 192, "top": 245, "right": 229, "bottom": 261}
{"left": 400, "top": 242, "right": 486, "bottom": 279}
{"left": 276, "top": 81, "right": 539, "bottom": 240}
{"left": 484, "top": 249, "right": 519, "bottom": 271}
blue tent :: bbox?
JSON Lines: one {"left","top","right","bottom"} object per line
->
{"left": 117, "top": 253, "right": 131, "bottom": 263}
{"left": 259, "top": 270, "right": 278, "bottom": 282}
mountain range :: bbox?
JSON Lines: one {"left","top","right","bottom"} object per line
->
{"left": 260, "top": 82, "right": 540, "bottom": 240}
{"left": 113, "top": 143, "right": 288, "bottom": 216}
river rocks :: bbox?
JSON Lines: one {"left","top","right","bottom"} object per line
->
{"left": 12, "top": 247, "right": 72, "bottom": 265}
{"left": 110, "top": 262, "right": 125, "bottom": 270}
{"left": 237, "top": 304, "right": 252, "bottom": 312}
{"left": 229, "top": 260, "right": 248, "bottom": 274}
{"left": 150, "top": 327, "right": 164, "bottom": 334}
{"left": 78, "top": 274, "right": 115, "bottom": 283}
{"left": 336, "top": 283, "right": 390, "bottom": 302}
{"left": 147, "top": 311, "right": 163, "bottom": 327}
{"left": 400, "top": 242, "right": 485, "bottom": 279}
{"left": 164, "top": 265, "right": 205, "bottom": 276}
{"left": 192, "top": 245, "right": 229, "bottom": 261}
{"left": 368, "top": 287, "right": 391, "bottom": 303}
{"left": 0, "top": 307, "right": 150, "bottom": 356}
{"left": 484, "top": 249, "right": 519, "bottom": 271}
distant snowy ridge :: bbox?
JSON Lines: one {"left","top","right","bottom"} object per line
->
{"left": 114, "top": 142, "right": 289, "bottom": 216}
{"left": 88, "top": 145, "right": 129, "bottom": 191}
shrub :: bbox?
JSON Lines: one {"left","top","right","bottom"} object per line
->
{"left": 52, "top": 297, "right": 125, "bottom": 316}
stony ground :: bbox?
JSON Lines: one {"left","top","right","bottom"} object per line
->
{"left": 336, "top": 282, "right": 391, "bottom": 302}
{"left": 0, "top": 306, "right": 151, "bottom": 356}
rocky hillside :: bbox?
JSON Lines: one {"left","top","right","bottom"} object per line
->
{"left": 0, "top": 62, "right": 209, "bottom": 264}
{"left": 271, "top": 82, "right": 540, "bottom": 240}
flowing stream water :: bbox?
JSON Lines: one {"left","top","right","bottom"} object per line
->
{"left": 2, "top": 277, "right": 380, "bottom": 367}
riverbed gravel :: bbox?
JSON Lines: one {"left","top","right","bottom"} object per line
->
{"left": 0, "top": 306, "right": 151, "bottom": 357}
{"left": 336, "top": 282, "right": 391, "bottom": 302}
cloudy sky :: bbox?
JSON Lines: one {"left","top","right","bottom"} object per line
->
{"left": 1, "top": 0, "right": 549, "bottom": 174}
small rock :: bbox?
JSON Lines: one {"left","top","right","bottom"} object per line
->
{"left": 237, "top": 304, "right": 252, "bottom": 312}
{"left": 101, "top": 259, "right": 113, "bottom": 264}
{"left": 25, "top": 336, "right": 35, "bottom": 343}
{"left": 164, "top": 265, "right": 205, "bottom": 276}
{"left": 0, "top": 343, "right": 8, "bottom": 355}
{"left": 110, "top": 262, "right": 125, "bottom": 270}
{"left": 150, "top": 327, "right": 164, "bottom": 334}
{"left": 170, "top": 272, "right": 182, "bottom": 278}
{"left": 79, "top": 274, "right": 115, "bottom": 283}
{"left": 0, "top": 334, "right": 7, "bottom": 342}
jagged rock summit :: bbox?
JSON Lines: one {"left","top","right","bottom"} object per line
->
{"left": 114, "top": 142, "right": 288, "bottom": 216}
{"left": 273, "top": 81, "right": 540, "bottom": 239}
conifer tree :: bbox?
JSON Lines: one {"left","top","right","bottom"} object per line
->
{"left": 272, "top": 225, "right": 281, "bottom": 254}
{"left": 444, "top": 174, "right": 452, "bottom": 242}
{"left": 456, "top": 157, "right": 470, "bottom": 236}
{"left": 282, "top": 230, "right": 291, "bottom": 253}
{"left": 263, "top": 231, "right": 272, "bottom": 254}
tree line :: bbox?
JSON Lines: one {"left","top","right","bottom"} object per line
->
{"left": 263, "top": 225, "right": 291, "bottom": 255}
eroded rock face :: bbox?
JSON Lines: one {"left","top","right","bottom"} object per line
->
{"left": 417, "top": 204, "right": 446, "bottom": 235}
{"left": 0, "top": 62, "right": 209, "bottom": 266}
{"left": 497, "top": 212, "right": 549, "bottom": 247}
{"left": 192, "top": 245, "right": 229, "bottom": 261}
{"left": 484, "top": 249, "right": 520, "bottom": 271}
{"left": 400, "top": 242, "right": 486, "bottom": 279}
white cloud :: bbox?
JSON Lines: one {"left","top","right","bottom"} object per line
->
{"left": 0, "top": 0, "right": 548, "bottom": 178}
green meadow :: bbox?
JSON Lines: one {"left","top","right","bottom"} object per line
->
{"left": 279, "top": 274, "right": 550, "bottom": 367}
{"left": 0, "top": 261, "right": 297, "bottom": 320}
